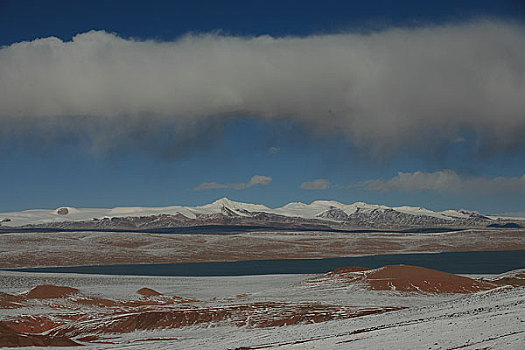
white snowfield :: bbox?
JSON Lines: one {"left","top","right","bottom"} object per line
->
{"left": 165, "top": 287, "right": 525, "bottom": 350}
{"left": 0, "top": 197, "right": 498, "bottom": 227}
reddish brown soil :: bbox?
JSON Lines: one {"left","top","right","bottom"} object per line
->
{"left": 0, "top": 321, "right": 80, "bottom": 347}
{"left": 309, "top": 265, "right": 497, "bottom": 294}
{"left": 25, "top": 285, "right": 79, "bottom": 299}
{"left": 137, "top": 287, "right": 162, "bottom": 296}
{"left": 364, "top": 265, "right": 496, "bottom": 293}
{"left": 4, "top": 314, "right": 89, "bottom": 336}
{"left": 47, "top": 302, "right": 402, "bottom": 338}
{"left": 0, "top": 292, "right": 25, "bottom": 308}
{"left": 5, "top": 316, "right": 66, "bottom": 334}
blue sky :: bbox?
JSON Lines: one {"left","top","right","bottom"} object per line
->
{"left": 1, "top": 0, "right": 524, "bottom": 213}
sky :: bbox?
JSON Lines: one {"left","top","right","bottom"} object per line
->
{"left": 1, "top": 0, "right": 524, "bottom": 214}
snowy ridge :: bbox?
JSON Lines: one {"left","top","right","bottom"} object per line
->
{"left": 0, "top": 197, "right": 517, "bottom": 227}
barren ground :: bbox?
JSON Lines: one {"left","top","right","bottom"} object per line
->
{"left": 0, "top": 229, "right": 524, "bottom": 268}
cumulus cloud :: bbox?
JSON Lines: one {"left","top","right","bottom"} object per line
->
{"left": 246, "top": 175, "right": 273, "bottom": 187}
{"left": 363, "top": 170, "right": 525, "bottom": 194}
{"left": 1, "top": 20, "right": 525, "bottom": 155}
{"left": 300, "top": 179, "right": 331, "bottom": 190}
{"left": 364, "top": 170, "right": 461, "bottom": 192}
{"left": 194, "top": 175, "right": 272, "bottom": 191}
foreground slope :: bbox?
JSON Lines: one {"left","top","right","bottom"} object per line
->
{"left": 0, "top": 267, "right": 524, "bottom": 349}
{"left": 221, "top": 286, "right": 525, "bottom": 350}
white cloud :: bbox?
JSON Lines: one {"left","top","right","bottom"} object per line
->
{"left": 300, "top": 179, "right": 331, "bottom": 190}
{"left": 194, "top": 175, "right": 272, "bottom": 191}
{"left": 1, "top": 20, "right": 525, "bottom": 155}
{"left": 193, "top": 182, "right": 235, "bottom": 191}
{"left": 246, "top": 175, "right": 272, "bottom": 187}
{"left": 363, "top": 170, "right": 525, "bottom": 194}
{"left": 364, "top": 170, "right": 461, "bottom": 192}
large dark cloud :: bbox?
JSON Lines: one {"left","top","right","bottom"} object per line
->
{"left": 1, "top": 20, "right": 524, "bottom": 155}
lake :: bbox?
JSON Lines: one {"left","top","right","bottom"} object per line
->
{"left": 9, "top": 250, "right": 525, "bottom": 276}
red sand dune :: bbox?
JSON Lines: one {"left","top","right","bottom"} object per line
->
{"left": 310, "top": 265, "right": 497, "bottom": 294}
{"left": 364, "top": 265, "right": 496, "bottom": 293}
{"left": 49, "top": 302, "right": 400, "bottom": 338}
{"left": 5, "top": 316, "right": 66, "bottom": 334}
{"left": 137, "top": 287, "right": 162, "bottom": 296}
{"left": 0, "top": 321, "right": 79, "bottom": 347}
{"left": 25, "top": 285, "right": 79, "bottom": 299}
{"left": 4, "top": 314, "right": 90, "bottom": 336}
{"left": 2, "top": 301, "right": 400, "bottom": 342}
{"left": 0, "top": 292, "right": 25, "bottom": 309}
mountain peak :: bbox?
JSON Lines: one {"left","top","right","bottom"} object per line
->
{"left": 310, "top": 200, "right": 345, "bottom": 207}
{"left": 204, "top": 198, "right": 271, "bottom": 213}
{"left": 0, "top": 198, "right": 504, "bottom": 228}
{"left": 212, "top": 197, "right": 235, "bottom": 206}
{"left": 282, "top": 202, "right": 308, "bottom": 209}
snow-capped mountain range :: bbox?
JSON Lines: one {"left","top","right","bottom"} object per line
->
{"left": 0, "top": 198, "right": 518, "bottom": 229}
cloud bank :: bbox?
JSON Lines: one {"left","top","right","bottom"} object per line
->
{"left": 1, "top": 20, "right": 525, "bottom": 155}
{"left": 300, "top": 179, "right": 331, "bottom": 190}
{"left": 363, "top": 170, "right": 525, "bottom": 194}
{"left": 194, "top": 175, "right": 272, "bottom": 191}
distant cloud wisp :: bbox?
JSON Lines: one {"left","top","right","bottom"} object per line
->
{"left": 194, "top": 175, "right": 272, "bottom": 191}
{"left": 362, "top": 170, "right": 525, "bottom": 194}
{"left": 300, "top": 179, "right": 331, "bottom": 190}
{"left": 1, "top": 20, "right": 525, "bottom": 156}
